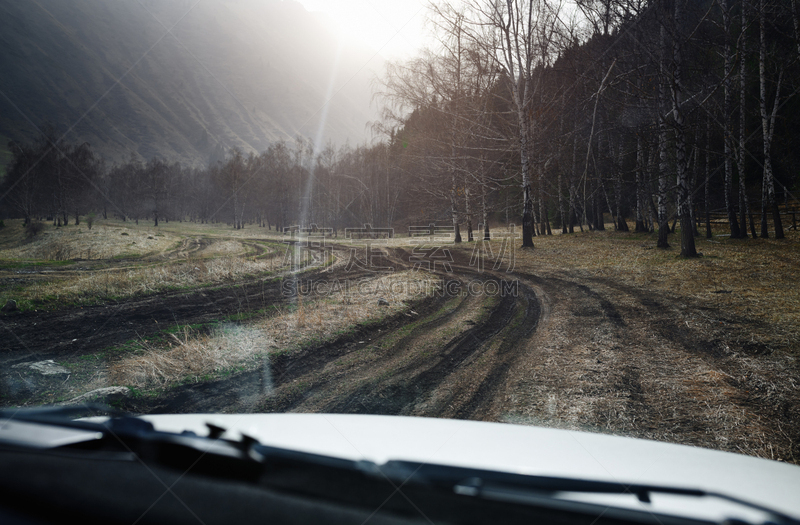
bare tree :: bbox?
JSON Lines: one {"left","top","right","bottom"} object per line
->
{"left": 722, "top": 0, "right": 742, "bottom": 238}
{"left": 737, "top": 0, "right": 757, "bottom": 239}
{"left": 758, "top": 0, "right": 785, "bottom": 239}
{"left": 669, "top": 0, "right": 697, "bottom": 257}
{"left": 469, "top": 0, "right": 565, "bottom": 247}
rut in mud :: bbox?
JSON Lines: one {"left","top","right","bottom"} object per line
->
{"left": 0, "top": 244, "right": 328, "bottom": 362}
{"left": 1, "top": 244, "right": 798, "bottom": 463}
{"left": 144, "top": 250, "right": 543, "bottom": 419}
{"left": 140, "top": 247, "right": 800, "bottom": 462}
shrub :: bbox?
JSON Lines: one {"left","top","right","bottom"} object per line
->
{"left": 25, "top": 222, "right": 45, "bottom": 238}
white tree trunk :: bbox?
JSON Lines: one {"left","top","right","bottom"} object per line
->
{"left": 738, "top": 0, "right": 755, "bottom": 238}
{"left": 722, "top": 0, "right": 741, "bottom": 238}
{"left": 671, "top": 0, "right": 696, "bottom": 256}
{"left": 759, "top": 0, "right": 784, "bottom": 238}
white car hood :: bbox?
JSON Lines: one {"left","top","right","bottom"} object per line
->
{"left": 141, "top": 413, "right": 800, "bottom": 523}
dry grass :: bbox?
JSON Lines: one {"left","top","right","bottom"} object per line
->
{"left": 196, "top": 240, "right": 248, "bottom": 257}
{"left": 109, "top": 325, "right": 275, "bottom": 388}
{"left": 506, "top": 308, "right": 799, "bottom": 460}
{"left": 21, "top": 255, "right": 282, "bottom": 304}
{"left": 109, "top": 271, "right": 435, "bottom": 390}
{"left": 0, "top": 222, "right": 176, "bottom": 260}
{"left": 257, "top": 271, "right": 438, "bottom": 349}
{"left": 500, "top": 224, "right": 800, "bottom": 350}
{"left": 478, "top": 223, "right": 800, "bottom": 462}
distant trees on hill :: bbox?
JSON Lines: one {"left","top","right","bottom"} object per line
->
{"left": 0, "top": 135, "right": 417, "bottom": 232}
{"left": 1, "top": 128, "right": 100, "bottom": 227}
{"left": 1, "top": 0, "right": 798, "bottom": 249}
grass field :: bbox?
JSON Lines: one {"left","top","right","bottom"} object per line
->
{"left": 0, "top": 219, "right": 292, "bottom": 310}
{"left": 506, "top": 224, "right": 800, "bottom": 353}
{"left": 2, "top": 216, "right": 798, "bottom": 449}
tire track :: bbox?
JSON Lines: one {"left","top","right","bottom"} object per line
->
{"left": 0, "top": 247, "right": 346, "bottom": 360}
{"left": 244, "top": 253, "right": 544, "bottom": 418}
{"left": 453, "top": 282, "right": 539, "bottom": 419}
{"left": 322, "top": 276, "right": 519, "bottom": 415}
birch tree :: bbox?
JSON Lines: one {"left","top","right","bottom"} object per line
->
{"left": 470, "top": 0, "right": 561, "bottom": 247}
{"left": 722, "top": 0, "right": 742, "bottom": 238}
{"left": 758, "top": 0, "right": 785, "bottom": 239}
{"left": 737, "top": 0, "right": 757, "bottom": 239}
{"left": 669, "top": 0, "right": 697, "bottom": 257}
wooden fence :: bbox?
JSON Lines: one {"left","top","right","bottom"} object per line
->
{"left": 699, "top": 208, "right": 799, "bottom": 231}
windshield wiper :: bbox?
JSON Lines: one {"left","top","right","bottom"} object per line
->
{"left": 1, "top": 406, "right": 796, "bottom": 525}
{"left": 375, "top": 461, "right": 800, "bottom": 525}
{"left": 1, "top": 405, "right": 360, "bottom": 482}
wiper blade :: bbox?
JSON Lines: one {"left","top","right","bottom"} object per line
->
{"left": 378, "top": 460, "right": 800, "bottom": 525}
{"left": 0, "top": 403, "right": 125, "bottom": 420}
{"left": 2, "top": 408, "right": 797, "bottom": 525}
{"left": 380, "top": 460, "right": 701, "bottom": 502}
{"left": 0, "top": 406, "right": 362, "bottom": 483}
{"left": 1, "top": 403, "right": 124, "bottom": 429}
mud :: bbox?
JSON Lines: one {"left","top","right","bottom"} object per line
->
{"left": 1, "top": 244, "right": 798, "bottom": 463}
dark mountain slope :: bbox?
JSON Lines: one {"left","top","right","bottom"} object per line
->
{"left": 0, "top": 0, "right": 382, "bottom": 167}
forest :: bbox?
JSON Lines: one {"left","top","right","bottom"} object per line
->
{"left": 2, "top": 0, "right": 799, "bottom": 256}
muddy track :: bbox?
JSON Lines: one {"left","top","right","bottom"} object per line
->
{"left": 321, "top": 274, "right": 539, "bottom": 418}
{"left": 0, "top": 249, "right": 350, "bottom": 364}
{"left": 169, "top": 237, "right": 276, "bottom": 260}
{"left": 4, "top": 242, "right": 797, "bottom": 462}
{"left": 453, "top": 282, "right": 539, "bottom": 419}
{"left": 147, "top": 288, "right": 454, "bottom": 414}
{"left": 163, "top": 236, "right": 210, "bottom": 260}
{"left": 0, "top": 278, "right": 283, "bottom": 363}
{"left": 504, "top": 268, "right": 800, "bottom": 461}
{"left": 143, "top": 250, "right": 544, "bottom": 420}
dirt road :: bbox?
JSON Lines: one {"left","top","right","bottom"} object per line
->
{"left": 2, "top": 245, "right": 798, "bottom": 462}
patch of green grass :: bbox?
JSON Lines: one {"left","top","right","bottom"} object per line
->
{"left": 0, "top": 296, "right": 35, "bottom": 313}
{"left": 126, "top": 386, "right": 143, "bottom": 398}
{"left": 104, "top": 322, "right": 223, "bottom": 357}
{"left": 79, "top": 353, "right": 104, "bottom": 362}
{"left": 377, "top": 322, "right": 416, "bottom": 350}
{"left": 505, "top": 294, "right": 529, "bottom": 333}
{"left": 0, "top": 259, "right": 74, "bottom": 269}
{"left": 217, "top": 364, "right": 249, "bottom": 378}
{"left": 224, "top": 306, "right": 282, "bottom": 323}
{"left": 432, "top": 295, "right": 463, "bottom": 317}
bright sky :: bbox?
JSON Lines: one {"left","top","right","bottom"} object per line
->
{"left": 296, "top": 0, "right": 436, "bottom": 60}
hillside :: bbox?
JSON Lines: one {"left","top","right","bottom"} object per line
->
{"left": 0, "top": 0, "right": 383, "bottom": 168}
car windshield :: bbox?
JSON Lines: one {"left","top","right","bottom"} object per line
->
{"left": 0, "top": 0, "right": 799, "bottom": 520}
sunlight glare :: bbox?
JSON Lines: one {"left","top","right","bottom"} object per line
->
{"left": 296, "top": 0, "right": 434, "bottom": 59}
